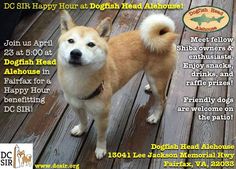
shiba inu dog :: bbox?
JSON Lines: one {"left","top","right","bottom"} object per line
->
{"left": 57, "top": 10, "right": 177, "bottom": 159}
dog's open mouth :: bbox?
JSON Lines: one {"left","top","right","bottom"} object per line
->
{"left": 68, "top": 59, "right": 83, "bottom": 66}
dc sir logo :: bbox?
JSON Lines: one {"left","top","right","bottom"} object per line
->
{"left": 0, "top": 144, "right": 33, "bottom": 169}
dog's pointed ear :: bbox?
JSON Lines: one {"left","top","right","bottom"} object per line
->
{"left": 60, "top": 10, "right": 76, "bottom": 33}
{"left": 96, "top": 17, "right": 112, "bottom": 40}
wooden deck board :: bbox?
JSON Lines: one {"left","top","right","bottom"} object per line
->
{"left": 11, "top": 0, "right": 54, "bottom": 41}
{"left": 11, "top": 75, "right": 66, "bottom": 163}
{"left": 0, "top": 0, "right": 234, "bottom": 168}
{"left": 0, "top": 0, "right": 54, "bottom": 62}
{"left": 112, "top": 77, "right": 157, "bottom": 169}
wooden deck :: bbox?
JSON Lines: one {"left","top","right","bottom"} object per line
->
{"left": 0, "top": 0, "right": 235, "bottom": 168}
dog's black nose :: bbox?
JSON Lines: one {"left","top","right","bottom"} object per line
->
{"left": 69, "top": 49, "right": 83, "bottom": 65}
{"left": 70, "top": 49, "right": 82, "bottom": 60}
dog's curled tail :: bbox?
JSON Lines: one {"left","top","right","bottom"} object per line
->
{"left": 140, "top": 14, "right": 177, "bottom": 52}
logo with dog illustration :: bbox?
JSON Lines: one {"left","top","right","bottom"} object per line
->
{"left": 0, "top": 143, "right": 33, "bottom": 169}
{"left": 183, "top": 6, "right": 230, "bottom": 32}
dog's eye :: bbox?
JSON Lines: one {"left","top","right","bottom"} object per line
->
{"left": 87, "top": 42, "right": 96, "bottom": 48}
{"left": 68, "top": 39, "right": 75, "bottom": 44}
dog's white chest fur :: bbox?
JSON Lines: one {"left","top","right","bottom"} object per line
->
{"left": 59, "top": 68, "right": 90, "bottom": 95}
{"left": 60, "top": 69, "right": 105, "bottom": 115}
{"left": 64, "top": 93, "right": 104, "bottom": 115}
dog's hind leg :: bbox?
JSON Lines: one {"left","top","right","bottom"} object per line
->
{"left": 71, "top": 107, "right": 88, "bottom": 136}
{"left": 145, "top": 73, "right": 169, "bottom": 124}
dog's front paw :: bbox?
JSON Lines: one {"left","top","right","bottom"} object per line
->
{"left": 95, "top": 147, "right": 107, "bottom": 159}
{"left": 71, "top": 124, "right": 86, "bottom": 136}
{"left": 146, "top": 114, "right": 159, "bottom": 124}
